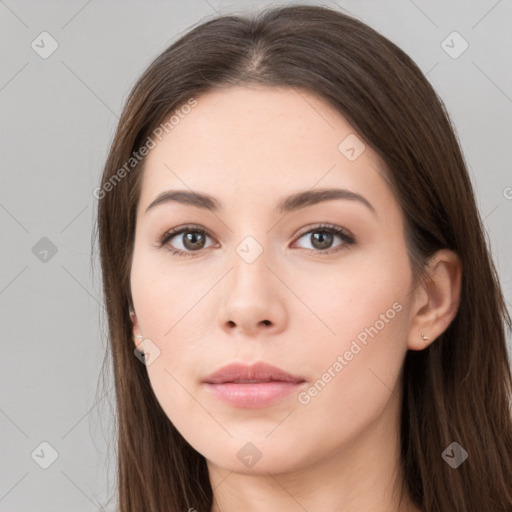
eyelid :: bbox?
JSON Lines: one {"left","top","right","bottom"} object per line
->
{"left": 294, "top": 223, "right": 355, "bottom": 241}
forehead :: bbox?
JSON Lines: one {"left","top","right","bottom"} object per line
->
{"left": 138, "top": 85, "right": 393, "bottom": 215}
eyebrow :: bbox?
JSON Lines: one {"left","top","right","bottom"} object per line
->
{"left": 144, "top": 188, "right": 376, "bottom": 216}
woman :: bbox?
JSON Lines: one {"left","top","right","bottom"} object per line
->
{"left": 94, "top": 4, "right": 512, "bottom": 511}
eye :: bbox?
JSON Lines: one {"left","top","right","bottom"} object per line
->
{"left": 292, "top": 224, "right": 355, "bottom": 254}
{"left": 158, "top": 225, "right": 216, "bottom": 257}
{"left": 158, "top": 223, "right": 355, "bottom": 257}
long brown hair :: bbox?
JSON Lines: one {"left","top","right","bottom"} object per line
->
{"left": 93, "top": 4, "right": 512, "bottom": 511}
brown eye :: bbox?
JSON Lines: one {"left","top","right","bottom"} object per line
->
{"left": 181, "top": 231, "right": 207, "bottom": 250}
{"left": 293, "top": 224, "right": 355, "bottom": 254}
{"left": 159, "top": 225, "right": 215, "bottom": 256}
{"left": 309, "top": 231, "right": 334, "bottom": 250}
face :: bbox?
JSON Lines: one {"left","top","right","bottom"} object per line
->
{"left": 129, "top": 85, "right": 416, "bottom": 476}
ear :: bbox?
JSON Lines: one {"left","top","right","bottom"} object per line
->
{"left": 407, "top": 249, "right": 462, "bottom": 351}
{"left": 129, "top": 309, "right": 143, "bottom": 349}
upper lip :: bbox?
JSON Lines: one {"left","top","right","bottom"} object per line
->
{"left": 203, "top": 362, "right": 305, "bottom": 384}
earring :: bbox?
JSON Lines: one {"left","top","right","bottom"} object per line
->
{"left": 421, "top": 333, "right": 429, "bottom": 341}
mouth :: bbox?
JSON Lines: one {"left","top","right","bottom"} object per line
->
{"left": 202, "top": 362, "right": 306, "bottom": 408}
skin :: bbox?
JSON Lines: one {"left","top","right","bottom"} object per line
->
{"left": 129, "top": 85, "right": 461, "bottom": 512}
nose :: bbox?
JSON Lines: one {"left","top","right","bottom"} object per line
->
{"left": 217, "top": 246, "right": 287, "bottom": 338}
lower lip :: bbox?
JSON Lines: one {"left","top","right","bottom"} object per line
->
{"left": 204, "top": 381, "right": 304, "bottom": 408}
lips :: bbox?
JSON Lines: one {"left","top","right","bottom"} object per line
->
{"left": 202, "top": 362, "right": 306, "bottom": 408}
{"left": 203, "top": 361, "right": 305, "bottom": 384}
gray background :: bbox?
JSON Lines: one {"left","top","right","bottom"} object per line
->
{"left": 1, "top": 0, "right": 511, "bottom": 510}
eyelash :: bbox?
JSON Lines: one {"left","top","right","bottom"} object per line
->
{"left": 157, "top": 223, "right": 356, "bottom": 257}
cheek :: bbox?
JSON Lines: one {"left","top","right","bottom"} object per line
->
{"left": 296, "top": 253, "right": 411, "bottom": 433}
{"left": 302, "top": 298, "right": 408, "bottom": 403}
{"left": 290, "top": 290, "right": 409, "bottom": 458}
{"left": 130, "top": 246, "right": 211, "bottom": 338}
{"left": 130, "top": 251, "right": 218, "bottom": 426}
